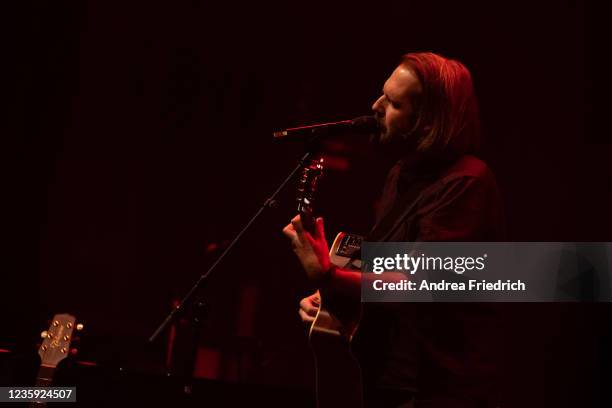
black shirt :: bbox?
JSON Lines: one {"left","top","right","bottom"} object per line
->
{"left": 353, "top": 154, "right": 505, "bottom": 407}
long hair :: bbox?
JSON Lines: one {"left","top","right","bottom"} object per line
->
{"left": 401, "top": 52, "right": 481, "bottom": 157}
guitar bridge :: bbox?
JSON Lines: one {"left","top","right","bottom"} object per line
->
{"left": 335, "top": 233, "right": 363, "bottom": 259}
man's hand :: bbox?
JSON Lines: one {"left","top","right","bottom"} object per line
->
{"left": 282, "top": 215, "right": 331, "bottom": 283}
{"left": 298, "top": 292, "right": 320, "bottom": 323}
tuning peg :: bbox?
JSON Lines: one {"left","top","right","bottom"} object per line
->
{"left": 76, "top": 323, "right": 84, "bottom": 331}
{"left": 40, "top": 331, "right": 48, "bottom": 339}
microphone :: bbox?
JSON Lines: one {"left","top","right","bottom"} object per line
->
{"left": 273, "top": 115, "right": 379, "bottom": 139}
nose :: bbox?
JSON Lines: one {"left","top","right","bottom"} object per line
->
{"left": 372, "top": 95, "right": 385, "bottom": 118}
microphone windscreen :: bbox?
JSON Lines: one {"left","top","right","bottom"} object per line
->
{"left": 351, "top": 115, "right": 380, "bottom": 133}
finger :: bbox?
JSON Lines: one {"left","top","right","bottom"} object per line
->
{"left": 282, "top": 223, "right": 296, "bottom": 240}
{"left": 305, "top": 233, "right": 317, "bottom": 248}
{"left": 315, "top": 217, "right": 329, "bottom": 247}
{"left": 291, "top": 214, "right": 304, "bottom": 233}
{"left": 283, "top": 224, "right": 301, "bottom": 250}
{"left": 314, "top": 217, "right": 325, "bottom": 239}
{"left": 299, "top": 297, "right": 319, "bottom": 316}
{"left": 299, "top": 308, "right": 315, "bottom": 323}
{"left": 291, "top": 238, "right": 301, "bottom": 250}
{"left": 310, "top": 293, "right": 320, "bottom": 307}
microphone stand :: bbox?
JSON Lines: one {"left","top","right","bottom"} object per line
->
{"left": 149, "top": 149, "right": 316, "bottom": 345}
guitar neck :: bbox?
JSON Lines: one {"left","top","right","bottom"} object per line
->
{"left": 27, "top": 365, "right": 56, "bottom": 407}
{"left": 299, "top": 209, "right": 316, "bottom": 234}
{"left": 34, "top": 365, "right": 56, "bottom": 387}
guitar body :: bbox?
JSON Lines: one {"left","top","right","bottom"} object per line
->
{"left": 309, "top": 232, "right": 364, "bottom": 408}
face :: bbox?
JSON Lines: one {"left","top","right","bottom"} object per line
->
{"left": 371, "top": 65, "right": 422, "bottom": 145}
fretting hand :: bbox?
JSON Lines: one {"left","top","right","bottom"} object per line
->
{"left": 282, "top": 215, "right": 331, "bottom": 283}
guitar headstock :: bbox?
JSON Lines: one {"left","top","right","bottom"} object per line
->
{"left": 38, "top": 314, "right": 82, "bottom": 368}
{"left": 296, "top": 157, "right": 325, "bottom": 233}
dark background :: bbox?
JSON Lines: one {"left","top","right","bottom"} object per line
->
{"left": 2, "top": 0, "right": 607, "bottom": 406}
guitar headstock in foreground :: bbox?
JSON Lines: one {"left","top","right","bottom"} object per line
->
{"left": 38, "top": 314, "right": 82, "bottom": 369}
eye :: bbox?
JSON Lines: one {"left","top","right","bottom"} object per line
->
{"left": 385, "top": 94, "right": 399, "bottom": 109}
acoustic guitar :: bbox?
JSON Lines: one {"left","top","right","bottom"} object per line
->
{"left": 30, "top": 313, "right": 82, "bottom": 407}
{"left": 296, "top": 157, "right": 364, "bottom": 408}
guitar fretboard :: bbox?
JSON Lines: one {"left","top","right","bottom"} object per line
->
{"left": 34, "top": 365, "right": 55, "bottom": 387}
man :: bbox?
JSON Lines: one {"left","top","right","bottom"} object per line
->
{"left": 283, "top": 52, "right": 505, "bottom": 407}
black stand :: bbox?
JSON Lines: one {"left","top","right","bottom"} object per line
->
{"left": 182, "top": 298, "right": 206, "bottom": 395}
{"left": 149, "top": 150, "right": 314, "bottom": 343}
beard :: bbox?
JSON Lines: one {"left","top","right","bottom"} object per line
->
{"left": 369, "top": 128, "right": 419, "bottom": 159}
